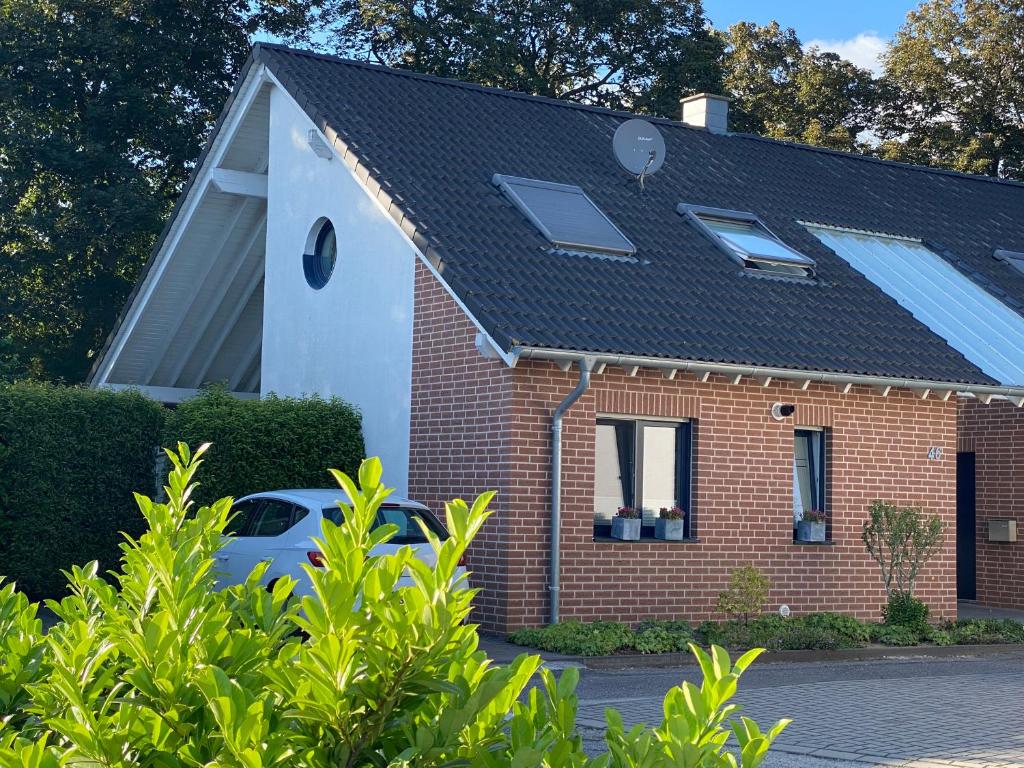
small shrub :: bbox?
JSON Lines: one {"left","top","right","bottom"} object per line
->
{"left": 875, "top": 624, "right": 920, "bottom": 646}
{"left": 947, "top": 619, "right": 1024, "bottom": 645}
{"left": 927, "top": 628, "right": 954, "bottom": 646}
{"left": 743, "top": 616, "right": 790, "bottom": 648}
{"left": 862, "top": 500, "right": 946, "bottom": 601}
{"left": 883, "top": 591, "right": 930, "bottom": 630}
{"left": 633, "top": 625, "right": 692, "bottom": 654}
{"left": 636, "top": 619, "right": 694, "bottom": 635}
{"left": 802, "top": 612, "right": 871, "bottom": 644}
{"left": 994, "top": 619, "right": 1024, "bottom": 643}
{"left": 771, "top": 623, "right": 843, "bottom": 651}
{"left": 716, "top": 565, "right": 771, "bottom": 623}
{"left": 700, "top": 614, "right": 869, "bottom": 651}
{"left": 508, "top": 620, "right": 634, "bottom": 656}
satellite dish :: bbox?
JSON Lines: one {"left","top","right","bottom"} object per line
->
{"left": 613, "top": 119, "right": 666, "bottom": 178}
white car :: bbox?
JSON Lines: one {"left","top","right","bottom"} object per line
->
{"left": 215, "top": 489, "right": 464, "bottom": 600}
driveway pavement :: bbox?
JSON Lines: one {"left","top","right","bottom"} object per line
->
{"left": 571, "top": 652, "right": 1024, "bottom": 768}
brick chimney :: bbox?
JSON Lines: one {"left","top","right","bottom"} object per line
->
{"left": 680, "top": 93, "right": 731, "bottom": 134}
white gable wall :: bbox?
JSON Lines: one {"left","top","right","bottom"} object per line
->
{"left": 263, "top": 86, "right": 415, "bottom": 493}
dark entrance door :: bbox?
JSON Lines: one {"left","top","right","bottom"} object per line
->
{"left": 956, "top": 452, "right": 977, "bottom": 600}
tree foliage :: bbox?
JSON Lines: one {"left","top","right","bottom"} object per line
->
{"left": 721, "top": 21, "right": 879, "bottom": 151}
{"left": 0, "top": 0, "right": 320, "bottom": 382}
{"left": 861, "top": 500, "right": 947, "bottom": 598}
{"left": 877, "top": 0, "right": 1024, "bottom": 178}
{"left": 0, "top": 445, "right": 790, "bottom": 766}
{"left": 326, "top": 0, "right": 724, "bottom": 116}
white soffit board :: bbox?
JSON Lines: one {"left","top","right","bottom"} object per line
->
{"left": 807, "top": 225, "right": 1024, "bottom": 386}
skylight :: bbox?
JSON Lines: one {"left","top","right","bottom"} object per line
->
{"left": 493, "top": 174, "right": 636, "bottom": 256}
{"left": 679, "top": 205, "right": 815, "bottom": 275}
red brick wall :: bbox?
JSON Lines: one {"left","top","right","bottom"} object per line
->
{"left": 503, "top": 364, "right": 957, "bottom": 630}
{"left": 410, "top": 266, "right": 959, "bottom": 632}
{"left": 958, "top": 399, "right": 1024, "bottom": 609}
{"left": 408, "top": 261, "right": 515, "bottom": 629}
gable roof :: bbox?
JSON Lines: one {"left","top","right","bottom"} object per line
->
{"left": 93, "top": 43, "right": 1024, "bottom": 392}
{"left": 254, "top": 44, "right": 1024, "bottom": 388}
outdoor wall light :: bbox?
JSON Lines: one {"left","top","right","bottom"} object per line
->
{"left": 771, "top": 402, "right": 796, "bottom": 421}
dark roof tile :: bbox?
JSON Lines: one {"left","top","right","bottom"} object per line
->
{"left": 257, "top": 44, "right": 1024, "bottom": 386}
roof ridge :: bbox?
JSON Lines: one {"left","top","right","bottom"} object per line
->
{"left": 728, "top": 131, "right": 1024, "bottom": 190}
{"left": 252, "top": 42, "right": 695, "bottom": 126}
{"left": 254, "top": 41, "right": 1024, "bottom": 191}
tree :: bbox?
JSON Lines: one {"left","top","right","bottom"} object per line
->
{"left": 326, "top": 0, "right": 724, "bottom": 117}
{"left": 861, "top": 500, "right": 947, "bottom": 598}
{"left": 877, "top": 0, "right": 1024, "bottom": 179}
{"left": 0, "top": 0, "right": 319, "bottom": 382}
{"left": 721, "top": 21, "right": 878, "bottom": 151}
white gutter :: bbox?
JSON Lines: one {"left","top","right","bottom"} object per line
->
{"left": 511, "top": 346, "right": 1024, "bottom": 404}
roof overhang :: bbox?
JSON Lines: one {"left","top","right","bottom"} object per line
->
{"left": 88, "top": 58, "right": 272, "bottom": 392}
{"left": 509, "top": 345, "right": 1024, "bottom": 405}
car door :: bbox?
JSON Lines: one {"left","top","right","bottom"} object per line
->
{"left": 216, "top": 498, "right": 263, "bottom": 587}
{"left": 227, "top": 498, "right": 301, "bottom": 586}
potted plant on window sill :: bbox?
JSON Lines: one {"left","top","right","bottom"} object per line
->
{"left": 655, "top": 506, "right": 686, "bottom": 541}
{"left": 611, "top": 506, "right": 642, "bottom": 540}
{"left": 797, "top": 510, "right": 827, "bottom": 542}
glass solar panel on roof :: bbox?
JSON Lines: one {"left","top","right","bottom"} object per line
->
{"left": 493, "top": 174, "right": 636, "bottom": 256}
{"left": 809, "top": 226, "right": 1024, "bottom": 386}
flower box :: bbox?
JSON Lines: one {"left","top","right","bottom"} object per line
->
{"left": 611, "top": 517, "right": 641, "bottom": 541}
{"left": 796, "top": 520, "right": 827, "bottom": 542}
{"left": 655, "top": 518, "right": 685, "bottom": 541}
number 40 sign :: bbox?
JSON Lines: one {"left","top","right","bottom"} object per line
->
{"left": 927, "top": 446, "right": 944, "bottom": 461}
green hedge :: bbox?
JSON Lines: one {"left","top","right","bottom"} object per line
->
{"left": 0, "top": 383, "right": 166, "bottom": 599}
{"left": 165, "top": 387, "right": 365, "bottom": 505}
{"left": 0, "top": 384, "right": 365, "bottom": 600}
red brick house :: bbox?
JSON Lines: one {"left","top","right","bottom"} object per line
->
{"left": 91, "top": 45, "right": 1024, "bottom": 631}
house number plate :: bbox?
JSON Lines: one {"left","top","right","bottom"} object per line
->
{"left": 927, "top": 446, "right": 944, "bottom": 461}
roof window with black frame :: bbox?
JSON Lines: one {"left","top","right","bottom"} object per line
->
{"left": 493, "top": 174, "right": 636, "bottom": 257}
{"left": 995, "top": 249, "right": 1024, "bottom": 277}
{"left": 679, "top": 204, "right": 815, "bottom": 277}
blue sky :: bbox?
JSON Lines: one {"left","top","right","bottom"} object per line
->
{"left": 703, "top": 0, "right": 917, "bottom": 72}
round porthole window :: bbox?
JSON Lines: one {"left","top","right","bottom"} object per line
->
{"left": 303, "top": 218, "right": 337, "bottom": 289}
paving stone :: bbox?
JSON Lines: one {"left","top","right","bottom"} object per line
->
{"left": 575, "top": 670, "right": 1024, "bottom": 768}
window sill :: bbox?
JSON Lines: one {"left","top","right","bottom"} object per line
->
{"left": 592, "top": 536, "right": 702, "bottom": 545}
{"left": 790, "top": 539, "right": 835, "bottom": 546}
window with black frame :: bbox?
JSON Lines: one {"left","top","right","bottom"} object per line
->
{"left": 593, "top": 418, "right": 693, "bottom": 539}
{"left": 793, "top": 428, "right": 827, "bottom": 538}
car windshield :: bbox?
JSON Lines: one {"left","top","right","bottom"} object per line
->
{"left": 322, "top": 505, "right": 448, "bottom": 544}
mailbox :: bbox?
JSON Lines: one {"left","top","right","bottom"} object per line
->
{"left": 988, "top": 518, "right": 1018, "bottom": 543}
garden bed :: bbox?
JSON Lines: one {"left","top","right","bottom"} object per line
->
{"left": 507, "top": 614, "right": 1024, "bottom": 657}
